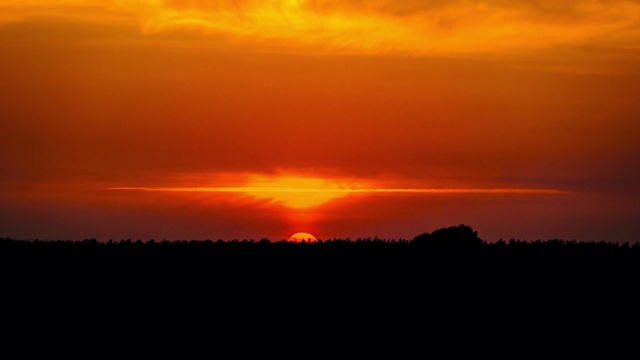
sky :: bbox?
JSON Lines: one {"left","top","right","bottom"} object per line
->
{"left": 1, "top": 0, "right": 639, "bottom": 243}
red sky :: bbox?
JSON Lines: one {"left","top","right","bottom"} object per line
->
{"left": 1, "top": 0, "right": 639, "bottom": 242}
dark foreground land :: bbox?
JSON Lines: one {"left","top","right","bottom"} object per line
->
{"left": 2, "top": 225, "right": 640, "bottom": 359}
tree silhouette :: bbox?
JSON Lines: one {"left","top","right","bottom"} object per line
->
{"left": 1, "top": 226, "right": 640, "bottom": 359}
{"left": 411, "top": 224, "right": 484, "bottom": 248}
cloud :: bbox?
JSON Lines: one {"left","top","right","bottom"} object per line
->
{"left": 0, "top": 1, "right": 119, "bottom": 23}
{"left": 2, "top": 1, "right": 639, "bottom": 56}
{"left": 0, "top": 0, "right": 640, "bottom": 56}
{"left": 108, "top": 0, "right": 640, "bottom": 54}
{"left": 107, "top": 171, "right": 571, "bottom": 209}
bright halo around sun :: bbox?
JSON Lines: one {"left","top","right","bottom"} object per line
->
{"left": 288, "top": 232, "right": 318, "bottom": 243}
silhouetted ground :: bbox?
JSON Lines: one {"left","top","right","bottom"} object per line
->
{"left": 2, "top": 225, "right": 639, "bottom": 358}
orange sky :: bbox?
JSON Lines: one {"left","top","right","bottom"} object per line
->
{"left": 1, "top": 1, "right": 639, "bottom": 242}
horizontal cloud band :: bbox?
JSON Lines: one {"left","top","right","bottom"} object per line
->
{"left": 109, "top": 185, "right": 571, "bottom": 209}
{"left": 2, "top": 1, "right": 639, "bottom": 55}
{"left": 109, "top": 186, "right": 568, "bottom": 194}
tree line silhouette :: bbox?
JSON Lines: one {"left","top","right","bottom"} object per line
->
{"left": 2, "top": 224, "right": 639, "bottom": 359}
{"left": 3, "top": 224, "right": 638, "bottom": 253}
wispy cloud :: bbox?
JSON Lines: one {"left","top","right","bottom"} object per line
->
{"left": 108, "top": 172, "right": 571, "bottom": 209}
{"left": 0, "top": 1, "right": 122, "bottom": 24}
{"left": 3, "top": 1, "right": 639, "bottom": 55}
{"left": 109, "top": 186, "right": 569, "bottom": 194}
{"left": 114, "top": 0, "right": 640, "bottom": 54}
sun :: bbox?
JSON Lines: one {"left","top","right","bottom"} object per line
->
{"left": 288, "top": 232, "right": 318, "bottom": 243}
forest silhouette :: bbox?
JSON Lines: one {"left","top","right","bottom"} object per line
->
{"left": 2, "top": 224, "right": 639, "bottom": 359}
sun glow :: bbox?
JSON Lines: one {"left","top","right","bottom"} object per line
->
{"left": 240, "top": 175, "right": 365, "bottom": 208}
{"left": 108, "top": 173, "right": 571, "bottom": 210}
{"left": 288, "top": 232, "right": 317, "bottom": 243}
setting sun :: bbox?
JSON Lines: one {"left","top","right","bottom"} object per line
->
{"left": 288, "top": 232, "right": 318, "bottom": 243}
